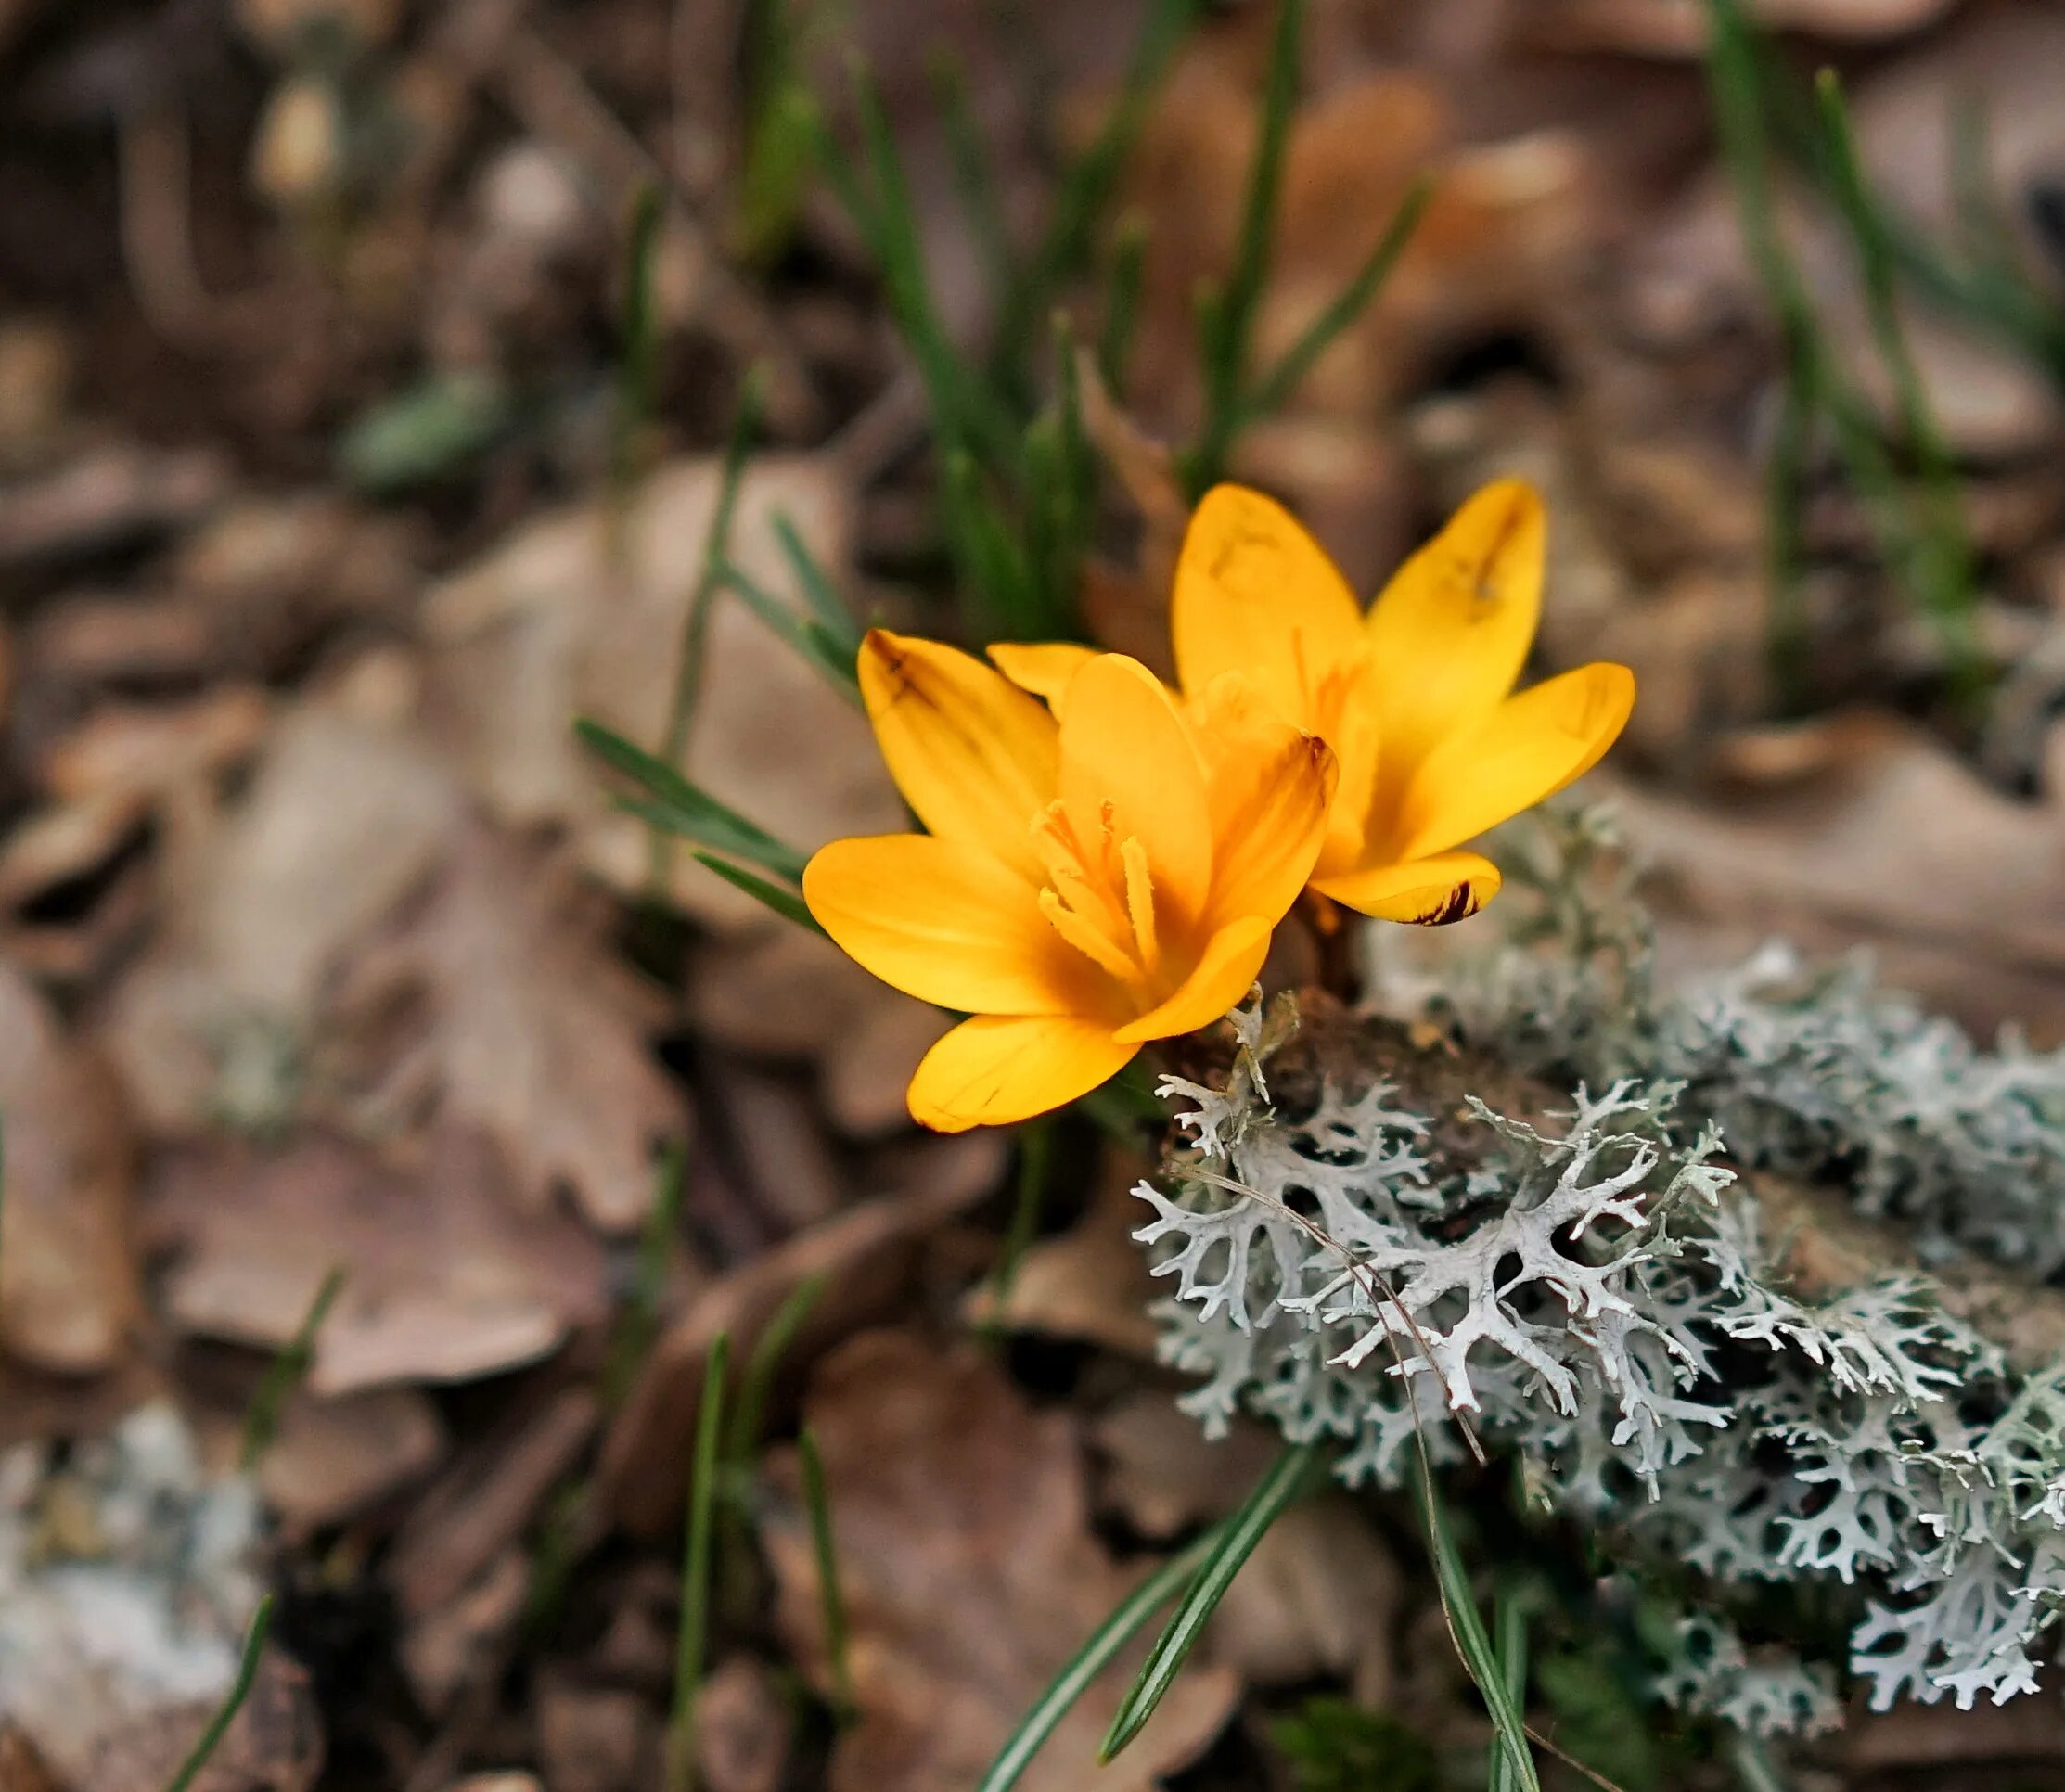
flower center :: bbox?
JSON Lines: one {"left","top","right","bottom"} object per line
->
{"left": 1032, "top": 799, "right": 1166, "bottom": 1002}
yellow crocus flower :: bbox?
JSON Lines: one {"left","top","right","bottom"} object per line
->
{"left": 996, "top": 480, "right": 1635, "bottom": 926}
{"left": 803, "top": 631, "right": 1337, "bottom": 1132}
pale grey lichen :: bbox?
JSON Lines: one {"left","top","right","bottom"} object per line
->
{"left": 1140, "top": 809, "right": 2065, "bottom": 1734}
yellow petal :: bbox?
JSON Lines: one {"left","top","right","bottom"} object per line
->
{"left": 803, "top": 833, "right": 1099, "bottom": 1016}
{"left": 1172, "top": 484, "right": 1364, "bottom": 736}
{"left": 1312, "top": 851, "right": 1503, "bottom": 926}
{"left": 1058, "top": 654, "right": 1212, "bottom": 923}
{"left": 987, "top": 641, "right": 1100, "bottom": 711}
{"left": 1114, "top": 915, "right": 1273, "bottom": 1044}
{"left": 1364, "top": 480, "right": 1546, "bottom": 775}
{"left": 1186, "top": 673, "right": 1337, "bottom": 924}
{"left": 907, "top": 1013, "right": 1137, "bottom": 1132}
{"left": 857, "top": 629, "right": 1058, "bottom": 880}
{"left": 1392, "top": 662, "right": 1635, "bottom": 861}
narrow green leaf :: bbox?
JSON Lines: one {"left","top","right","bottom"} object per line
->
{"left": 799, "top": 1427, "right": 856, "bottom": 1722}
{"left": 724, "top": 1274, "right": 828, "bottom": 1480}
{"left": 602, "top": 1141, "right": 689, "bottom": 1413}
{"left": 613, "top": 183, "right": 666, "bottom": 496}
{"left": 691, "top": 854, "right": 825, "bottom": 934}
{"left": 1099, "top": 1442, "right": 1321, "bottom": 1762}
{"left": 978, "top": 1526, "right": 1219, "bottom": 1792}
{"left": 1814, "top": 67, "right": 1983, "bottom": 707}
{"left": 1098, "top": 214, "right": 1151, "bottom": 394}
{"left": 239, "top": 1266, "right": 346, "bottom": 1471}
{"left": 773, "top": 510, "right": 864, "bottom": 652}
{"left": 1238, "top": 171, "right": 1432, "bottom": 432}
{"left": 166, "top": 1595, "right": 276, "bottom": 1792}
{"left": 577, "top": 717, "right": 807, "bottom": 882}
{"left": 1186, "top": 0, "right": 1302, "bottom": 492}
{"left": 717, "top": 557, "right": 862, "bottom": 700}
{"left": 1488, "top": 1583, "right": 1533, "bottom": 1792}
{"left": 1417, "top": 1474, "right": 1540, "bottom": 1792}
{"left": 666, "top": 1334, "right": 732, "bottom": 1792}
{"left": 930, "top": 49, "right": 1018, "bottom": 309}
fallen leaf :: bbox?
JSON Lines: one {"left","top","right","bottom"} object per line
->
{"left": 255, "top": 1387, "right": 447, "bottom": 1532}
{"left": 535, "top": 1675, "right": 657, "bottom": 1792}
{"left": 147, "top": 1126, "right": 609, "bottom": 1395}
{"left": 1090, "top": 1394, "right": 1283, "bottom": 1541}
{"left": 0, "top": 443, "right": 228, "bottom": 576}
{"left": 317, "top": 823, "right": 687, "bottom": 1231}
{"left": 0, "top": 960, "right": 139, "bottom": 1373}
{"left": 1527, "top": 0, "right": 1955, "bottom": 56}
{"left": 601, "top": 1137, "right": 1004, "bottom": 1535}
{"left": 762, "top": 1332, "right": 1238, "bottom": 1792}
{"left": 692, "top": 1658, "right": 789, "bottom": 1792}
{"left": 1599, "top": 711, "right": 2065, "bottom": 1037}
{"left": 97, "top": 698, "right": 465, "bottom": 1133}
{"left": 420, "top": 454, "right": 900, "bottom": 927}
{"left": 961, "top": 1148, "right": 1161, "bottom": 1357}
{"left": 686, "top": 924, "right": 950, "bottom": 1139}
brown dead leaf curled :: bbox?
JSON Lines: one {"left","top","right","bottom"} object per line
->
{"left": 421, "top": 454, "right": 901, "bottom": 927}
{"left": 0, "top": 960, "right": 140, "bottom": 1374}
{"left": 762, "top": 1332, "right": 1238, "bottom": 1792}
{"left": 600, "top": 1136, "right": 1005, "bottom": 1535}
{"left": 147, "top": 1127, "right": 608, "bottom": 1395}
{"left": 317, "top": 824, "right": 686, "bottom": 1232}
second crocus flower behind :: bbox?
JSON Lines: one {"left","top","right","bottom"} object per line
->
{"left": 803, "top": 631, "right": 1336, "bottom": 1132}
{"left": 1170, "top": 479, "right": 1635, "bottom": 924}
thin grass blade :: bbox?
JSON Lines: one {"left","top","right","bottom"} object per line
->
{"left": 578, "top": 718, "right": 808, "bottom": 882}
{"left": 798, "top": 1427, "right": 855, "bottom": 1722}
{"left": 1098, "top": 1441, "right": 1320, "bottom": 1762}
{"left": 690, "top": 854, "right": 824, "bottom": 933}
{"left": 977, "top": 1525, "right": 1220, "bottom": 1792}
{"left": 666, "top": 1334, "right": 732, "bottom": 1792}
{"left": 165, "top": 1595, "right": 276, "bottom": 1792}
{"left": 239, "top": 1266, "right": 346, "bottom": 1471}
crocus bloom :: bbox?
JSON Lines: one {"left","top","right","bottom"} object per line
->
{"left": 998, "top": 480, "right": 1634, "bottom": 926}
{"left": 803, "top": 631, "right": 1336, "bottom": 1131}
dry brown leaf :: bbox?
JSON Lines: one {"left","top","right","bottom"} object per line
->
{"left": 686, "top": 924, "right": 950, "bottom": 1139}
{"left": 1527, "top": 0, "right": 1955, "bottom": 55}
{"left": 1090, "top": 1394, "right": 1284, "bottom": 1541}
{"left": 762, "top": 1332, "right": 1238, "bottom": 1792}
{"left": 1601, "top": 712, "right": 2065, "bottom": 1036}
{"left": 961, "top": 1148, "right": 1161, "bottom": 1357}
{"left": 97, "top": 698, "right": 465, "bottom": 1132}
{"left": 600, "top": 1136, "right": 1005, "bottom": 1535}
{"left": 147, "top": 1127, "right": 608, "bottom": 1395}
{"left": 421, "top": 454, "right": 900, "bottom": 927}
{"left": 0, "top": 1727, "right": 60, "bottom": 1792}
{"left": 0, "top": 960, "right": 139, "bottom": 1373}
{"left": 691, "top": 1658, "right": 789, "bottom": 1792}
{"left": 256, "top": 1387, "right": 447, "bottom": 1531}
{"left": 535, "top": 1675, "right": 657, "bottom": 1792}
{"left": 318, "top": 823, "right": 687, "bottom": 1232}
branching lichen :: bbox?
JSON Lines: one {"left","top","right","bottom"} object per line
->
{"left": 1141, "top": 809, "right": 2065, "bottom": 1732}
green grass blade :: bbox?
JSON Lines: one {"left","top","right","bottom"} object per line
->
{"left": 773, "top": 511, "right": 864, "bottom": 652}
{"left": 239, "top": 1266, "right": 346, "bottom": 1471}
{"left": 1417, "top": 1473, "right": 1540, "bottom": 1792}
{"left": 612, "top": 183, "right": 665, "bottom": 500}
{"left": 724, "top": 1274, "right": 828, "bottom": 1479}
{"left": 930, "top": 49, "right": 1018, "bottom": 309}
{"left": 1098, "top": 214, "right": 1150, "bottom": 394}
{"left": 1098, "top": 1441, "right": 1320, "bottom": 1762}
{"left": 798, "top": 1427, "right": 855, "bottom": 1722}
{"left": 602, "top": 1141, "right": 689, "bottom": 1413}
{"left": 717, "top": 557, "right": 863, "bottom": 700}
{"left": 690, "top": 854, "right": 825, "bottom": 933}
{"left": 666, "top": 1334, "right": 732, "bottom": 1792}
{"left": 978, "top": 1526, "right": 1219, "bottom": 1792}
{"left": 1005, "top": 0, "right": 1199, "bottom": 381}
{"left": 657, "top": 366, "right": 767, "bottom": 774}
{"left": 166, "top": 1595, "right": 276, "bottom": 1792}
{"left": 1238, "top": 171, "right": 1432, "bottom": 433}
{"left": 1814, "top": 67, "right": 1982, "bottom": 706}
{"left": 1185, "top": 0, "right": 1302, "bottom": 492}
{"left": 577, "top": 717, "right": 807, "bottom": 882}
{"left": 1488, "top": 1583, "right": 1533, "bottom": 1792}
